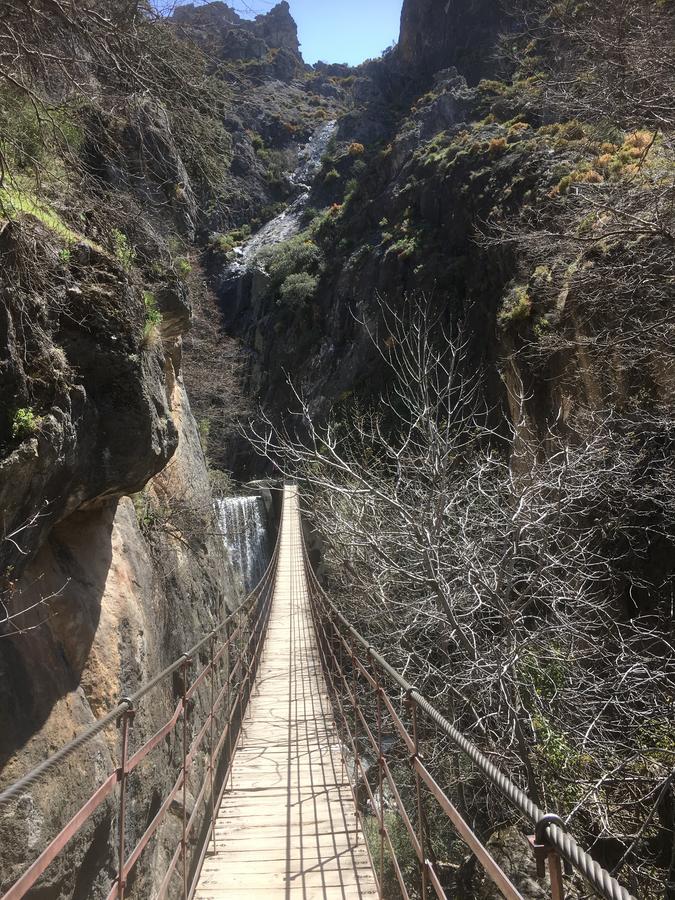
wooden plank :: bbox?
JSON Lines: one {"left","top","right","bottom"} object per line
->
{"left": 194, "top": 486, "right": 377, "bottom": 899}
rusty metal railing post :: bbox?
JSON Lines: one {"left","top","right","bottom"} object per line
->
{"left": 409, "top": 695, "right": 428, "bottom": 900}
{"left": 208, "top": 636, "right": 217, "bottom": 856}
{"left": 180, "top": 655, "right": 192, "bottom": 900}
{"left": 374, "top": 660, "right": 385, "bottom": 900}
{"left": 351, "top": 639, "right": 360, "bottom": 847}
{"left": 529, "top": 815, "right": 568, "bottom": 900}
{"left": 338, "top": 631, "right": 347, "bottom": 780}
{"left": 226, "top": 621, "right": 233, "bottom": 795}
{"left": 116, "top": 699, "right": 135, "bottom": 900}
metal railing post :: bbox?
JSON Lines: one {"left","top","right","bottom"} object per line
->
{"left": 351, "top": 640, "right": 360, "bottom": 847}
{"left": 409, "top": 696, "right": 428, "bottom": 900}
{"left": 529, "top": 815, "right": 568, "bottom": 900}
{"left": 180, "top": 656, "right": 192, "bottom": 900}
{"left": 338, "top": 631, "right": 347, "bottom": 780}
{"left": 226, "top": 621, "right": 233, "bottom": 795}
{"left": 209, "top": 636, "right": 217, "bottom": 856}
{"left": 375, "top": 662, "right": 385, "bottom": 900}
{"left": 116, "top": 700, "right": 134, "bottom": 900}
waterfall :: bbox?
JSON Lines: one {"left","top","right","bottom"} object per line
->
{"left": 216, "top": 496, "right": 269, "bottom": 594}
{"left": 220, "top": 120, "right": 338, "bottom": 312}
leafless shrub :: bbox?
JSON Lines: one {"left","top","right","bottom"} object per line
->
{"left": 250, "top": 295, "right": 675, "bottom": 895}
{"left": 182, "top": 276, "right": 251, "bottom": 471}
{"left": 0, "top": 0, "right": 236, "bottom": 223}
{"left": 504, "top": 0, "right": 675, "bottom": 132}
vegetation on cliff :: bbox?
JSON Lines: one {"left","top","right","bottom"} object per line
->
{"left": 243, "top": 2, "right": 675, "bottom": 896}
{"left": 1, "top": 0, "right": 674, "bottom": 897}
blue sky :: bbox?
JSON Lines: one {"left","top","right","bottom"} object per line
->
{"left": 286, "top": 0, "right": 402, "bottom": 66}
{"left": 207, "top": 1, "right": 403, "bottom": 66}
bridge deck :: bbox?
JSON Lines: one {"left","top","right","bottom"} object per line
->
{"left": 195, "top": 485, "right": 377, "bottom": 899}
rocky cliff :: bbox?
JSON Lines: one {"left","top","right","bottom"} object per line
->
{"left": 0, "top": 1, "right": 332, "bottom": 895}
{"left": 218, "top": 0, "right": 673, "bottom": 476}
{"left": 173, "top": 1, "right": 301, "bottom": 58}
{"left": 398, "top": 0, "right": 509, "bottom": 83}
{"left": 1, "top": 0, "right": 673, "bottom": 896}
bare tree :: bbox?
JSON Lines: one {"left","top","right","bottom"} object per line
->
{"left": 249, "top": 296, "right": 675, "bottom": 896}
{"left": 504, "top": 0, "right": 675, "bottom": 132}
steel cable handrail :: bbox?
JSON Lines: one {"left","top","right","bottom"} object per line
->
{"left": 0, "top": 515, "right": 280, "bottom": 810}
{"left": 301, "top": 528, "right": 637, "bottom": 900}
{"left": 0, "top": 492, "right": 284, "bottom": 900}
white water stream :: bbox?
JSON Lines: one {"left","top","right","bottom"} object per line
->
{"left": 226, "top": 120, "right": 338, "bottom": 277}
{"left": 215, "top": 128, "right": 335, "bottom": 587}
{"left": 216, "top": 496, "right": 269, "bottom": 594}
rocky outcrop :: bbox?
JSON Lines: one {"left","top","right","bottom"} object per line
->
{"left": 173, "top": 0, "right": 302, "bottom": 63}
{"left": 254, "top": 1, "right": 300, "bottom": 57}
{"left": 0, "top": 374, "right": 233, "bottom": 898}
{"left": 0, "top": 231, "right": 178, "bottom": 586}
{"left": 398, "top": 0, "right": 510, "bottom": 83}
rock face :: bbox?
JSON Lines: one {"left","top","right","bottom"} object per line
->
{"left": 0, "top": 206, "right": 238, "bottom": 894}
{"left": 398, "top": 0, "right": 509, "bottom": 83}
{"left": 0, "top": 233, "right": 178, "bottom": 586}
{"left": 173, "top": 0, "right": 302, "bottom": 62}
{"left": 0, "top": 36, "right": 246, "bottom": 898}
{"left": 0, "top": 378, "right": 233, "bottom": 899}
{"left": 254, "top": 1, "right": 301, "bottom": 57}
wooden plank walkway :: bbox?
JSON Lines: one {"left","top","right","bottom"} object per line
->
{"left": 195, "top": 485, "right": 377, "bottom": 899}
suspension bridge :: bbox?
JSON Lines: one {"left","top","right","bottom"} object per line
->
{"left": 0, "top": 485, "right": 636, "bottom": 900}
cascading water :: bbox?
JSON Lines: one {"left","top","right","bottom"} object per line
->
{"left": 219, "top": 120, "right": 338, "bottom": 321}
{"left": 216, "top": 496, "right": 269, "bottom": 594}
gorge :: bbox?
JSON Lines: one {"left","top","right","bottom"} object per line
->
{"left": 0, "top": 1, "right": 673, "bottom": 898}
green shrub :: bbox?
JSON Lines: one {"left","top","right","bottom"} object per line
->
{"left": 143, "top": 291, "right": 163, "bottom": 341}
{"left": 58, "top": 248, "right": 72, "bottom": 265}
{"left": 257, "top": 146, "right": 291, "bottom": 185}
{"left": 278, "top": 272, "right": 319, "bottom": 308}
{"left": 324, "top": 168, "right": 340, "bottom": 183}
{"left": 260, "top": 233, "right": 325, "bottom": 287}
{"left": 344, "top": 178, "right": 359, "bottom": 200}
{"left": 499, "top": 286, "right": 532, "bottom": 324}
{"left": 248, "top": 130, "right": 265, "bottom": 152}
{"left": 132, "top": 490, "right": 156, "bottom": 534}
{"left": 175, "top": 256, "right": 192, "bottom": 278}
{"left": 389, "top": 235, "right": 418, "bottom": 259}
{"left": 112, "top": 229, "right": 135, "bottom": 271}
{"left": 478, "top": 79, "right": 508, "bottom": 96}
{"left": 211, "top": 225, "right": 252, "bottom": 255}
{"left": 11, "top": 407, "right": 38, "bottom": 440}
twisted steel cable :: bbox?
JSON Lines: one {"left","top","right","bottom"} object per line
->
{"left": 0, "top": 537, "right": 281, "bottom": 810}
{"left": 302, "top": 543, "right": 637, "bottom": 900}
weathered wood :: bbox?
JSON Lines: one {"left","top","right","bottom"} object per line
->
{"left": 195, "top": 486, "right": 377, "bottom": 899}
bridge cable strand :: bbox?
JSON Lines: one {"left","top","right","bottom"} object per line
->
{"left": 300, "top": 521, "right": 637, "bottom": 900}
{"left": 0, "top": 537, "right": 281, "bottom": 810}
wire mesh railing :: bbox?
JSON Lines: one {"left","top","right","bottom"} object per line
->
{"left": 302, "top": 529, "right": 638, "bottom": 900}
{"left": 0, "top": 485, "right": 642, "bottom": 900}
{"left": 0, "top": 494, "right": 283, "bottom": 900}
